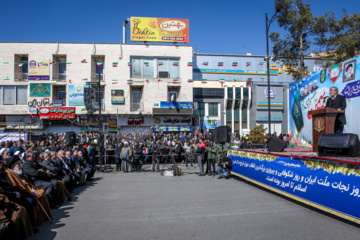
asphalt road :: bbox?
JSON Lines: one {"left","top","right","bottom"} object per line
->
{"left": 29, "top": 165, "right": 360, "bottom": 240}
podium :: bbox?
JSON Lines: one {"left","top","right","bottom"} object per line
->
{"left": 308, "top": 108, "right": 344, "bottom": 152}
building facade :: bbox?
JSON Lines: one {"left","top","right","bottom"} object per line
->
{"left": 193, "top": 53, "right": 321, "bottom": 135}
{"left": 0, "top": 42, "right": 193, "bottom": 134}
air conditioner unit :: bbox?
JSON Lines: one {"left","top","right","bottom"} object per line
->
{"left": 159, "top": 71, "right": 169, "bottom": 78}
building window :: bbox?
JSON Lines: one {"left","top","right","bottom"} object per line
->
{"left": 58, "top": 61, "right": 66, "bottom": 80}
{"left": 235, "top": 88, "right": 241, "bottom": 99}
{"left": 242, "top": 100, "right": 248, "bottom": 128}
{"left": 243, "top": 87, "right": 249, "bottom": 100}
{"left": 195, "top": 102, "right": 205, "bottom": 116}
{"left": 130, "top": 57, "right": 179, "bottom": 78}
{"left": 1, "top": 86, "right": 28, "bottom": 105}
{"left": 168, "top": 88, "right": 178, "bottom": 102}
{"left": 227, "top": 88, "right": 233, "bottom": 99}
{"left": 208, "top": 103, "right": 218, "bottom": 116}
{"left": 131, "top": 88, "right": 142, "bottom": 111}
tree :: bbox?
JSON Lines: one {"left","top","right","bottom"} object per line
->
{"left": 248, "top": 124, "right": 268, "bottom": 145}
{"left": 269, "top": 0, "right": 332, "bottom": 80}
{"left": 322, "top": 13, "right": 360, "bottom": 63}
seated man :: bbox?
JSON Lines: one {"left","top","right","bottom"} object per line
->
{"left": 217, "top": 157, "right": 233, "bottom": 179}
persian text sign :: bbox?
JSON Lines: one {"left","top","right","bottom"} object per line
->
{"left": 29, "top": 83, "right": 51, "bottom": 97}
{"left": 131, "top": 17, "right": 189, "bottom": 43}
{"left": 229, "top": 151, "right": 360, "bottom": 223}
{"left": 28, "top": 59, "right": 50, "bottom": 80}
{"left": 39, "top": 107, "right": 75, "bottom": 120}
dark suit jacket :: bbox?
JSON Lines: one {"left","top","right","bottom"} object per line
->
{"left": 22, "top": 160, "right": 52, "bottom": 190}
{"left": 326, "top": 94, "right": 347, "bottom": 126}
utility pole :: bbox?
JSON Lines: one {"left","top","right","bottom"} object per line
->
{"left": 98, "top": 73, "right": 103, "bottom": 168}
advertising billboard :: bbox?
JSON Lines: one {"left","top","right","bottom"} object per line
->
{"left": 288, "top": 55, "right": 360, "bottom": 148}
{"left": 39, "top": 107, "right": 75, "bottom": 120}
{"left": 69, "top": 85, "right": 85, "bottom": 106}
{"left": 131, "top": 17, "right": 189, "bottom": 43}
{"left": 28, "top": 59, "right": 50, "bottom": 80}
{"left": 111, "top": 90, "right": 125, "bottom": 104}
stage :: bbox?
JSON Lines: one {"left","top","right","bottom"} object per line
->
{"left": 228, "top": 149, "right": 360, "bottom": 224}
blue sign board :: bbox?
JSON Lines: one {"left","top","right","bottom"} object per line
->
{"left": 160, "top": 101, "right": 193, "bottom": 109}
{"left": 229, "top": 151, "right": 360, "bottom": 223}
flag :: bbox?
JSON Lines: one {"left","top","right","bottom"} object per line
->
{"left": 112, "top": 79, "right": 118, "bottom": 84}
{"left": 203, "top": 62, "right": 208, "bottom": 66}
{"left": 4, "top": 77, "right": 10, "bottom": 80}
{"left": 112, "top": 62, "right": 118, "bottom": 67}
{"left": 329, "top": 63, "right": 342, "bottom": 83}
{"left": 3, "top": 62, "right": 9, "bottom": 64}
{"left": 202, "top": 79, "right": 207, "bottom": 84}
{"left": 218, "top": 62, "right": 224, "bottom": 66}
{"left": 233, "top": 78, "right": 238, "bottom": 81}
{"left": 259, "top": 62, "right": 264, "bottom": 65}
{"left": 81, "top": 59, "right": 87, "bottom": 63}
{"left": 232, "top": 62, "right": 238, "bottom": 67}
{"left": 261, "top": 77, "right": 265, "bottom": 82}
{"left": 219, "top": 78, "right": 225, "bottom": 83}
{"left": 145, "top": 79, "right": 149, "bottom": 83}
{"left": 34, "top": 77, "right": 40, "bottom": 81}
{"left": 187, "top": 62, "right": 193, "bottom": 67}
{"left": 37, "top": 62, "right": 42, "bottom": 67}
{"left": 173, "top": 79, "right": 179, "bottom": 84}
{"left": 144, "top": 62, "right": 149, "bottom": 67}
{"left": 127, "top": 79, "right": 133, "bottom": 85}
{"left": 128, "top": 62, "right": 132, "bottom": 66}
{"left": 66, "top": 62, "right": 72, "bottom": 65}
{"left": 246, "top": 62, "right": 251, "bottom": 66}
{"left": 50, "top": 61, "right": 55, "bottom": 64}
{"left": 158, "top": 79, "right": 162, "bottom": 82}
{"left": 170, "top": 94, "right": 175, "bottom": 102}
{"left": 18, "top": 63, "right": 24, "bottom": 68}
{"left": 69, "top": 80, "right": 73, "bottom": 84}
{"left": 158, "top": 62, "right": 164, "bottom": 66}
{"left": 82, "top": 78, "right": 88, "bottom": 81}
{"left": 51, "top": 79, "right": 57, "bottom": 84}
{"left": 96, "top": 62, "right": 103, "bottom": 66}
{"left": 173, "top": 62, "right": 179, "bottom": 66}
{"left": 188, "top": 79, "right": 193, "bottom": 83}
{"left": 247, "top": 78, "right": 252, "bottom": 81}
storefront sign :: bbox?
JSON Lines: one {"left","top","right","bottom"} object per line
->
{"left": 88, "top": 116, "right": 117, "bottom": 128}
{"left": 111, "top": 90, "right": 125, "bottom": 104}
{"left": 28, "top": 98, "right": 53, "bottom": 108}
{"left": 256, "top": 85, "right": 284, "bottom": 110}
{"left": 200, "top": 119, "right": 218, "bottom": 129}
{"left": 27, "top": 108, "right": 37, "bottom": 114}
{"left": 28, "top": 59, "right": 50, "bottom": 80}
{"left": 131, "top": 17, "right": 189, "bottom": 43}
{"left": 69, "top": 85, "right": 85, "bottom": 106}
{"left": 53, "top": 100, "right": 62, "bottom": 107}
{"left": 154, "top": 116, "right": 192, "bottom": 125}
{"left": 118, "top": 116, "right": 154, "bottom": 126}
{"left": 39, "top": 107, "right": 75, "bottom": 120}
{"left": 154, "top": 126, "right": 192, "bottom": 132}
{"left": 160, "top": 101, "right": 193, "bottom": 109}
{"left": 29, "top": 83, "right": 51, "bottom": 97}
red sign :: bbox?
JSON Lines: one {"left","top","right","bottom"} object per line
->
{"left": 39, "top": 107, "right": 75, "bottom": 120}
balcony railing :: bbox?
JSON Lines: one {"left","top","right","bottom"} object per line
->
{"left": 130, "top": 102, "right": 144, "bottom": 112}
{"left": 56, "top": 73, "right": 67, "bottom": 81}
{"left": 14, "top": 73, "right": 28, "bottom": 81}
{"left": 92, "top": 73, "right": 104, "bottom": 82}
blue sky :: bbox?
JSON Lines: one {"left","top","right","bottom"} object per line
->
{"left": 1, "top": 0, "right": 359, "bottom": 56}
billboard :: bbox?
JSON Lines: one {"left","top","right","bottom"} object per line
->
{"left": 29, "top": 83, "right": 51, "bottom": 97}
{"left": 288, "top": 56, "right": 360, "bottom": 148}
{"left": 39, "top": 107, "right": 75, "bottom": 120}
{"left": 131, "top": 17, "right": 189, "bottom": 43}
{"left": 111, "top": 90, "right": 125, "bottom": 104}
{"left": 28, "top": 59, "right": 50, "bottom": 80}
{"left": 69, "top": 85, "right": 85, "bottom": 106}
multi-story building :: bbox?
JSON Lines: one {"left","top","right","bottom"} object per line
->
{"left": 193, "top": 53, "right": 322, "bottom": 135}
{"left": 0, "top": 42, "right": 193, "bottom": 134}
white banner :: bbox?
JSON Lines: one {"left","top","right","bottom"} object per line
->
{"left": 0, "top": 132, "right": 27, "bottom": 142}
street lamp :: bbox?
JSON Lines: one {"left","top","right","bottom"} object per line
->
{"left": 265, "top": 11, "right": 279, "bottom": 138}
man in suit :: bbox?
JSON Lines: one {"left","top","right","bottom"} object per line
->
{"left": 326, "top": 86, "right": 347, "bottom": 134}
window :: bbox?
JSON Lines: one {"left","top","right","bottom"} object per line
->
{"left": 57, "top": 87, "right": 66, "bottom": 105}
{"left": 235, "top": 88, "right": 241, "bottom": 99}
{"left": 130, "top": 57, "right": 179, "bottom": 78}
{"left": 243, "top": 87, "right": 249, "bottom": 100}
{"left": 1, "top": 86, "right": 28, "bottom": 105}
{"left": 195, "top": 102, "right": 205, "bottom": 116}
{"left": 242, "top": 100, "right": 248, "bottom": 128}
{"left": 227, "top": 88, "right": 233, "bottom": 99}
{"left": 58, "top": 61, "right": 66, "bottom": 80}
{"left": 226, "top": 109, "right": 232, "bottom": 122}
{"left": 168, "top": 88, "right": 178, "bottom": 102}
{"left": 131, "top": 88, "right": 142, "bottom": 111}
{"left": 208, "top": 103, "right": 218, "bottom": 116}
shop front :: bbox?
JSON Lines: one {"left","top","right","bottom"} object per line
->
{"left": 153, "top": 116, "right": 193, "bottom": 133}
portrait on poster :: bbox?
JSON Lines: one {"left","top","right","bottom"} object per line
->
{"left": 343, "top": 60, "right": 356, "bottom": 82}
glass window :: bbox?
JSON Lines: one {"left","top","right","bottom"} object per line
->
{"left": 16, "top": 86, "right": 27, "bottom": 105}
{"left": 95, "top": 62, "right": 104, "bottom": 74}
{"left": 234, "top": 109, "right": 239, "bottom": 121}
{"left": 208, "top": 103, "right": 218, "bottom": 116}
{"left": 58, "top": 62, "right": 66, "bottom": 74}
{"left": 242, "top": 100, "right": 248, "bottom": 127}
{"left": 21, "top": 60, "right": 28, "bottom": 74}
{"left": 131, "top": 58, "right": 142, "bottom": 78}
{"left": 235, "top": 88, "right": 241, "bottom": 99}
{"left": 243, "top": 87, "right": 249, "bottom": 100}
{"left": 169, "top": 59, "right": 179, "bottom": 79}
{"left": 0, "top": 86, "right": 2, "bottom": 105}
{"left": 226, "top": 109, "right": 232, "bottom": 122}
{"left": 168, "top": 88, "right": 178, "bottom": 102}
{"left": 143, "top": 58, "right": 154, "bottom": 78}
{"left": 3, "top": 86, "right": 16, "bottom": 105}
{"left": 157, "top": 58, "right": 168, "bottom": 77}
{"left": 196, "top": 102, "right": 205, "bottom": 116}
{"left": 227, "top": 88, "right": 233, "bottom": 99}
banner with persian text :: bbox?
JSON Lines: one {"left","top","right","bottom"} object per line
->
{"left": 288, "top": 56, "right": 360, "bottom": 148}
{"left": 229, "top": 151, "right": 360, "bottom": 222}
{"left": 130, "top": 17, "right": 189, "bottom": 43}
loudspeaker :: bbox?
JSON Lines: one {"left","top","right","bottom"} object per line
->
{"left": 216, "top": 126, "right": 231, "bottom": 143}
{"left": 65, "top": 132, "right": 77, "bottom": 146}
{"left": 213, "top": 128, "right": 219, "bottom": 143}
{"left": 318, "top": 134, "right": 360, "bottom": 157}
{"left": 267, "top": 137, "right": 287, "bottom": 152}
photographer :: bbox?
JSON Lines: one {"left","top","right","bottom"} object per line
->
{"left": 217, "top": 156, "right": 232, "bottom": 179}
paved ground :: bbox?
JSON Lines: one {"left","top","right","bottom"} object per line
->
{"left": 29, "top": 164, "right": 360, "bottom": 240}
